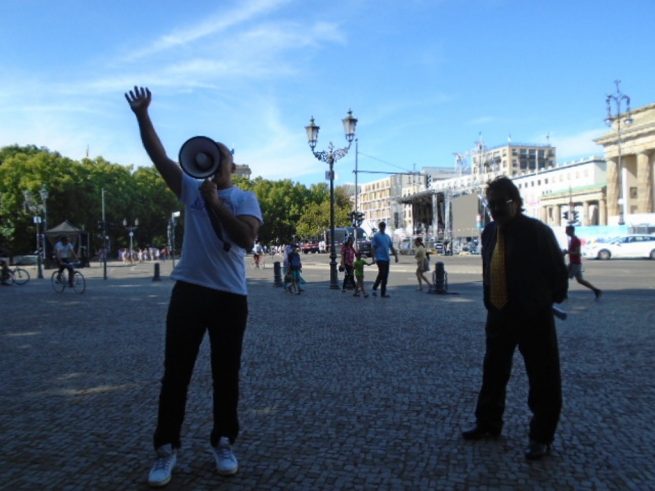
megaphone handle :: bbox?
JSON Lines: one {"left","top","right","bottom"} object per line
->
{"left": 204, "top": 199, "right": 232, "bottom": 252}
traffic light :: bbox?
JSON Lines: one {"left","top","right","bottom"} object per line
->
{"left": 573, "top": 210, "right": 580, "bottom": 222}
{"left": 350, "top": 211, "right": 365, "bottom": 227}
{"left": 563, "top": 211, "right": 569, "bottom": 221}
{"left": 426, "top": 175, "right": 432, "bottom": 187}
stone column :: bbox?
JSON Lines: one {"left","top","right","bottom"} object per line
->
{"left": 540, "top": 206, "right": 548, "bottom": 223}
{"left": 582, "top": 201, "right": 590, "bottom": 226}
{"left": 554, "top": 204, "right": 561, "bottom": 226}
{"left": 637, "top": 152, "right": 653, "bottom": 213}
{"left": 599, "top": 199, "right": 607, "bottom": 225}
{"left": 606, "top": 157, "right": 620, "bottom": 219}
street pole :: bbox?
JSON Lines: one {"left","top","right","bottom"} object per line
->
{"left": 328, "top": 155, "right": 338, "bottom": 288}
{"left": 170, "top": 211, "right": 180, "bottom": 268}
{"left": 123, "top": 218, "right": 139, "bottom": 263}
{"left": 33, "top": 216, "right": 43, "bottom": 279}
{"left": 605, "top": 80, "right": 633, "bottom": 226}
{"left": 40, "top": 187, "right": 48, "bottom": 266}
{"left": 305, "top": 111, "right": 358, "bottom": 289}
{"left": 353, "top": 138, "right": 359, "bottom": 250}
{"left": 101, "top": 188, "right": 107, "bottom": 280}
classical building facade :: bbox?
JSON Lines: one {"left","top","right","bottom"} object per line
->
{"left": 514, "top": 157, "right": 607, "bottom": 226}
{"left": 594, "top": 102, "right": 655, "bottom": 224}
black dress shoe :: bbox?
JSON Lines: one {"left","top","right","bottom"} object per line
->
{"left": 525, "top": 440, "right": 551, "bottom": 460}
{"left": 461, "top": 426, "right": 501, "bottom": 440}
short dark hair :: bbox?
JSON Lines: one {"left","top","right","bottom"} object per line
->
{"left": 566, "top": 225, "right": 575, "bottom": 234}
{"left": 378, "top": 221, "right": 386, "bottom": 229}
{"left": 486, "top": 176, "right": 524, "bottom": 212}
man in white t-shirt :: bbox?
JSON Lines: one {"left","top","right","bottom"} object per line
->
{"left": 54, "top": 236, "right": 78, "bottom": 287}
{"left": 126, "top": 86, "right": 263, "bottom": 487}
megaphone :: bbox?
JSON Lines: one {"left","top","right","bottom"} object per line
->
{"left": 178, "top": 136, "right": 222, "bottom": 178}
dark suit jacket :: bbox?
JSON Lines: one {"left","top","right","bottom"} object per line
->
{"left": 481, "top": 214, "right": 568, "bottom": 317}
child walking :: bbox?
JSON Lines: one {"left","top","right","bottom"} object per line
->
{"left": 287, "top": 244, "right": 303, "bottom": 294}
{"left": 353, "top": 252, "right": 373, "bottom": 297}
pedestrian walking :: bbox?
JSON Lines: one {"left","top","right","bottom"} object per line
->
{"left": 414, "top": 237, "right": 433, "bottom": 292}
{"left": 370, "top": 221, "right": 398, "bottom": 298}
{"left": 252, "top": 241, "right": 263, "bottom": 268}
{"left": 126, "top": 86, "right": 263, "bottom": 487}
{"left": 461, "top": 176, "right": 568, "bottom": 461}
{"left": 286, "top": 244, "right": 303, "bottom": 294}
{"left": 353, "top": 251, "right": 373, "bottom": 297}
{"left": 340, "top": 236, "right": 356, "bottom": 292}
{"left": 565, "top": 225, "right": 602, "bottom": 299}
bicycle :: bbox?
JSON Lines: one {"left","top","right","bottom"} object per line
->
{"left": 4, "top": 266, "right": 30, "bottom": 285}
{"left": 51, "top": 266, "right": 86, "bottom": 294}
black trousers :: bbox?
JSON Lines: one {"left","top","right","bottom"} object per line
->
{"left": 57, "top": 259, "right": 75, "bottom": 285}
{"left": 153, "top": 281, "right": 248, "bottom": 449}
{"left": 341, "top": 264, "right": 355, "bottom": 290}
{"left": 474, "top": 307, "right": 562, "bottom": 444}
{"left": 372, "top": 260, "right": 390, "bottom": 296}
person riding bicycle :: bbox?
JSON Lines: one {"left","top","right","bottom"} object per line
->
{"left": 54, "top": 236, "right": 78, "bottom": 287}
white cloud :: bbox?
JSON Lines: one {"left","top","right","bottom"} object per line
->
{"left": 547, "top": 128, "right": 607, "bottom": 161}
{"left": 123, "top": 0, "right": 293, "bottom": 62}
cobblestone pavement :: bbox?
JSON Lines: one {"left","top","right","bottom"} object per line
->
{"left": 1, "top": 258, "right": 654, "bottom": 490}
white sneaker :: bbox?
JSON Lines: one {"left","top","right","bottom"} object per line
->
{"left": 211, "top": 436, "right": 239, "bottom": 476}
{"left": 148, "top": 444, "right": 177, "bottom": 487}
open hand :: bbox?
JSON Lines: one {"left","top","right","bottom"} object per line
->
{"left": 125, "top": 86, "right": 151, "bottom": 113}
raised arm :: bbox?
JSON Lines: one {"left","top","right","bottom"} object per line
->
{"left": 200, "top": 180, "right": 260, "bottom": 251}
{"left": 125, "top": 86, "right": 182, "bottom": 198}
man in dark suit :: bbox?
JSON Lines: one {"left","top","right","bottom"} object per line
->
{"left": 462, "top": 176, "right": 568, "bottom": 460}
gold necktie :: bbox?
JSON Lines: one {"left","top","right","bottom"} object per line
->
{"left": 489, "top": 227, "right": 507, "bottom": 309}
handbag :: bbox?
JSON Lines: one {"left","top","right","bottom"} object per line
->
{"left": 422, "top": 257, "right": 430, "bottom": 272}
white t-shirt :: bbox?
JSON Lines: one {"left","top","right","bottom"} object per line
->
{"left": 171, "top": 174, "right": 263, "bottom": 295}
{"left": 55, "top": 241, "right": 75, "bottom": 259}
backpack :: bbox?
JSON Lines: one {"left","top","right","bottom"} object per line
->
{"left": 289, "top": 252, "right": 301, "bottom": 270}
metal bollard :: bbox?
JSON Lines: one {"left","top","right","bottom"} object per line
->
{"left": 153, "top": 262, "right": 161, "bottom": 281}
{"left": 273, "top": 261, "right": 284, "bottom": 287}
{"left": 433, "top": 261, "right": 448, "bottom": 294}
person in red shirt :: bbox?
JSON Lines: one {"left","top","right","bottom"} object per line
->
{"left": 565, "top": 225, "right": 602, "bottom": 299}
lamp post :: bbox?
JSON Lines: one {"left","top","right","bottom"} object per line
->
{"left": 169, "top": 211, "right": 180, "bottom": 267}
{"left": 23, "top": 186, "right": 48, "bottom": 278}
{"left": 123, "top": 218, "right": 139, "bottom": 263}
{"left": 605, "top": 80, "right": 633, "bottom": 226}
{"left": 305, "top": 110, "right": 358, "bottom": 289}
{"left": 32, "top": 216, "right": 43, "bottom": 278}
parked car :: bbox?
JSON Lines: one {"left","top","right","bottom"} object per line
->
{"left": 324, "top": 227, "right": 372, "bottom": 257}
{"left": 12, "top": 254, "right": 39, "bottom": 265}
{"left": 582, "top": 234, "right": 655, "bottom": 260}
{"left": 300, "top": 241, "right": 320, "bottom": 254}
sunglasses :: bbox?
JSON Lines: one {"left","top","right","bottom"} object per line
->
{"left": 487, "top": 199, "right": 514, "bottom": 210}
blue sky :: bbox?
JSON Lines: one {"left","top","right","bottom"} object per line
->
{"left": 1, "top": 0, "right": 653, "bottom": 186}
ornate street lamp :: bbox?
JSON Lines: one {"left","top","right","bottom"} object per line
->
{"left": 169, "top": 211, "right": 180, "bottom": 267}
{"left": 23, "top": 186, "right": 48, "bottom": 279}
{"left": 605, "top": 80, "right": 633, "bottom": 225}
{"left": 305, "top": 110, "right": 358, "bottom": 289}
{"left": 123, "top": 218, "right": 139, "bottom": 263}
